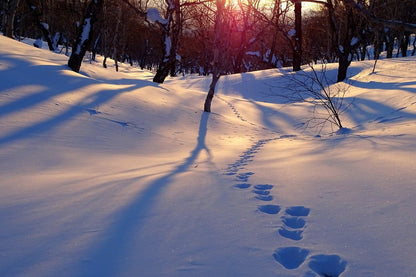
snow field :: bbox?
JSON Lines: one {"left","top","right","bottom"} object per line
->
{"left": 1, "top": 36, "right": 416, "bottom": 276}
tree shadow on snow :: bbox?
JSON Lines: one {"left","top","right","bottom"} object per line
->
{"left": 0, "top": 55, "right": 157, "bottom": 147}
{"left": 72, "top": 112, "right": 213, "bottom": 276}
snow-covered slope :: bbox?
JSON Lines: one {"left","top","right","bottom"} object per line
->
{"left": 1, "top": 36, "right": 416, "bottom": 277}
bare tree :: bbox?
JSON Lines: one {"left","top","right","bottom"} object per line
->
{"left": 151, "top": 0, "right": 207, "bottom": 83}
{"left": 68, "top": 0, "right": 103, "bottom": 73}
{"left": 25, "top": 0, "right": 55, "bottom": 51}
{"left": 251, "top": 0, "right": 296, "bottom": 69}
{"left": 151, "top": 0, "right": 181, "bottom": 83}
{"left": 292, "top": 0, "right": 302, "bottom": 71}
{"left": 204, "top": 0, "right": 232, "bottom": 112}
{"left": 282, "top": 64, "right": 351, "bottom": 131}
{"left": 2, "top": 0, "right": 21, "bottom": 38}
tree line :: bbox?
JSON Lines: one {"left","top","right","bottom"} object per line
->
{"left": 1, "top": 0, "right": 415, "bottom": 111}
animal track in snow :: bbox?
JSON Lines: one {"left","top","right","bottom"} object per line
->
{"left": 225, "top": 138, "right": 278, "bottom": 176}
{"left": 308, "top": 254, "right": 347, "bottom": 277}
{"left": 252, "top": 189, "right": 270, "bottom": 196}
{"left": 258, "top": 204, "right": 281, "bottom": 215}
{"left": 217, "top": 96, "right": 255, "bottom": 126}
{"left": 234, "top": 183, "right": 251, "bottom": 189}
{"left": 225, "top": 136, "right": 347, "bottom": 275}
{"left": 235, "top": 172, "right": 254, "bottom": 182}
{"left": 278, "top": 206, "right": 310, "bottom": 241}
{"left": 273, "top": 247, "right": 310, "bottom": 270}
{"left": 255, "top": 195, "right": 274, "bottom": 201}
{"left": 254, "top": 184, "right": 274, "bottom": 190}
{"left": 282, "top": 216, "right": 306, "bottom": 229}
{"left": 278, "top": 227, "right": 303, "bottom": 241}
{"left": 252, "top": 184, "right": 274, "bottom": 201}
{"left": 285, "top": 206, "right": 310, "bottom": 217}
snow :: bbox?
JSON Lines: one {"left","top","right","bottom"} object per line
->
{"left": 41, "top": 22, "right": 49, "bottom": 31}
{"left": 164, "top": 35, "right": 172, "bottom": 58}
{"left": 350, "top": 37, "right": 359, "bottom": 46}
{"left": 33, "top": 38, "right": 43, "bottom": 48}
{"left": 246, "top": 51, "right": 261, "bottom": 57}
{"left": 75, "top": 18, "right": 91, "bottom": 54}
{"left": 147, "top": 8, "right": 169, "bottom": 25}
{"left": 1, "top": 35, "right": 416, "bottom": 276}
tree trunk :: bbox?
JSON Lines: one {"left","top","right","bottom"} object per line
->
{"left": 293, "top": 0, "right": 302, "bottom": 71}
{"left": 153, "top": 62, "right": 171, "bottom": 83}
{"left": 4, "top": 0, "right": 20, "bottom": 38}
{"left": 25, "top": 0, "right": 54, "bottom": 51}
{"left": 204, "top": 72, "right": 221, "bottom": 112}
{"left": 399, "top": 33, "right": 410, "bottom": 57}
{"left": 203, "top": 0, "right": 227, "bottom": 112}
{"left": 152, "top": 0, "right": 181, "bottom": 84}
{"left": 111, "top": 4, "right": 122, "bottom": 72}
{"left": 337, "top": 54, "right": 351, "bottom": 82}
{"left": 68, "top": 0, "right": 103, "bottom": 73}
{"left": 385, "top": 33, "right": 394, "bottom": 58}
{"left": 103, "top": 56, "right": 107, "bottom": 68}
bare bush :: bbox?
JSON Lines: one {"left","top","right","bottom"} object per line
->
{"left": 282, "top": 64, "right": 352, "bottom": 133}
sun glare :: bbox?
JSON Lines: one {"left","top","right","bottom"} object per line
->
{"left": 229, "top": 0, "right": 321, "bottom": 11}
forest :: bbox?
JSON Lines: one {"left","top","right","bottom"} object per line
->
{"left": 1, "top": 0, "right": 415, "bottom": 85}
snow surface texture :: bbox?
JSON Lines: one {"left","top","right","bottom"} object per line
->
{"left": 1, "top": 36, "right": 416, "bottom": 276}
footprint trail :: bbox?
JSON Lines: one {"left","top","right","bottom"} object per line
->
{"left": 223, "top": 107, "right": 346, "bottom": 275}
{"left": 278, "top": 206, "right": 310, "bottom": 241}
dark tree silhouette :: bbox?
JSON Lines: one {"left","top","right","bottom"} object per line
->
{"left": 68, "top": 0, "right": 103, "bottom": 73}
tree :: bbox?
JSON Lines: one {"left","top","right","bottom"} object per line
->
{"left": 327, "top": 0, "right": 356, "bottom": 82}
{"left": 301, "top": 0, "right": 367, "bottom": 82}
{"left": 68, "top": 0, "right": 103, "bottom": 73}
{"left": 151, "top": 0, "right": 181, "bottom": 83}
{"left": 251, "top": 0, "right": 295, "bottom": 69}
{"left": 2, "top": 0, "right": 21, "bottom": 38}
{"left": 282, "top": 64, "right": 351, "bottom": 131}
{"left": 292, "top": 0, "right": 302, "bottom": 71}
{"left": 204, "top": 0, "right": 233, "bottom": 112}
{"left": 25, "top": 0, "right": 55, "bottom": 51}
{"left": 151, "top": 0, "right": 207, "bottom": 83}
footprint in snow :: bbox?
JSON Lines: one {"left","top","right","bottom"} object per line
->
{"left": 254, "top": 184, "right": 274, "bottom": 190}
{"left": 253, "top": 189, "right": 270, "bottom": 195}
{"left": 235, "top": 172, "right": 255, "bottom": 182}
{"left": 256, "top": 195, "right": 274, "bottom": 201}
{"left": 278, "top": 206, "right": 310, "bottom": 241}
{"left": 273, "top": 247, "right": 309, "bottom": 270}
{"left": 308, "top": 254, "right": 347, "bottom": 277}
{"left": 285, "top": 206, "right": 310, "bottom": 217}
{"left": 234, "top": 183, "right": 251, "bottom": 189}
{"left": 278, "top": 227, "right": 303, "bottom": 241}
{"left": 258, "top": 204, "right": 281, "bottom": 215}
{"left": 253, "top": 184, "right": 274, "bottom": 201}
{"left": 282, "top": 216, "right": 306, "bottom": 229}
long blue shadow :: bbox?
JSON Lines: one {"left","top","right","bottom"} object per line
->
{"left": 74, "top": 112, "right": 212, "bottom": 276}
{"left": 0, "top": 53, "right": 158, "bottom": 146}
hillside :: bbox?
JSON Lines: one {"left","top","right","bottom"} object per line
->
{"left": 1, "top": 36, "right": 416, "bottom": 276}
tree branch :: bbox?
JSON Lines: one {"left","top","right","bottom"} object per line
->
{"left": 119, "top": 0, "right": 147, "bottom": 17}
{"left": 340, "top": 0, "right": 416, "bottom": 32}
